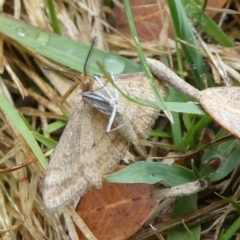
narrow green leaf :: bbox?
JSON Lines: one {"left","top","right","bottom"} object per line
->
{"left": 200, "top": 129, "right": 239, "bottom": 182}
{"left": 215, "top": 193, "right": 240, "bottom": 212}
{"left": 106, "top": 161, "right": 195, "bottom": 185}
{"left": 201, "top": 129, "right": 237, "bottom": 164}
{"left": 149, "top": 130, "right": 172, "bottom": 138}
{"left": 32, "top": 132, "right": 58, "bottom": 149}
{"left": 169, "top": 87, "right": 182, "bottom": 148}
{"left": 167, "top": 0, "right": 212, "bottom": 89}
{"left": 0, "top": 14, "right": 142, "bottom": 75}
{"left": 210, "top": 144, "right": 240, "bottom": 182}
{"left": 220, "top": 217, "right": 240, "bottom": 240}
{"left": 182, "top": 115, "right": 212, "bottom": 150}
{"left": 166, "top": 102, "right": 205, "bottom": 115}
{"left": 0, "top": 94, "right": 48, "bottom": 169}
{"left": 123, "top": 0, "right": 172, "bottom": 121}
{"left": 46, "top": 0, "right": 61, "bottom": 34}
{"left": 182, "top": 0, "right": 234, "bottom": 47}
{"left": 44, "top": 120, "right": 66, "bottom": 134}
{"left": 168, "top": 195, "right": 200, "bottom": 240}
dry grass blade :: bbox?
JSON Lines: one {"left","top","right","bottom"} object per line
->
{"left": 0, "top": 159, "right": 36, "bottom": 173}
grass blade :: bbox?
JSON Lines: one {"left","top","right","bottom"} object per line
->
{"left": 0, "top": 94, "right": 48, "bottom": 169}
{"left": 0, "top": 13, "right": 141, "bottom": 75}
{"left": 182, "top": 0, "right": 234, "bottom": 47}
{"left": 167, "top": 0, "right": 212, "bottom": 89}
{"left": 123, "top": 0, "right": 172, "bottom": 122}
{"left": 46, "top": 0, "right": 61, "bottom": 34}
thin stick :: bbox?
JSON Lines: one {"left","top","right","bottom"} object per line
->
{"left": 146, "top": 58, "right": 201, "bottom": 101}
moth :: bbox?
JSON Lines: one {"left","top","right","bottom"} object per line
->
{"left": 43, "top": 72, "right": 167, "bottom": 210}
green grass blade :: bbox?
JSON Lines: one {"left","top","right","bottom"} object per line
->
{"left": 216, "top": 194, "right": 240, "bottom": 240}
{"left": 181, "top": 115, "right": 212, "bottom": 150}
{"left": 182, "top": 0, "right": 234, "bottom": 47}
{"left": 46, "top": 0, "right": 61, "bottom": 34}
{"left": 210, "top": 144, "right": 240, "bottom": 182}
{"left": 215, "top": 193, "right": 240, "bottom": 212}
{"left": 168, "top": 195, "right": 200, "bottom": 240}
{"left": 171, "top": 111, "right": 182, "bottom": 148}
{"left": 166, "top": 102, "right": 205, "bottom": 114}
{"left": 168, "top": 87, "right": 182, "bottom": 148}
{"left": 149, "top": 130, "right": 172, "bottom": 138}
{"left": 167, "top": 0, "right": 212, "bottom": 89}
{"left": 44, "top": 120, "right": 66, "bottom": 134}
{"left": 0, "top": 94, "right": 48, "bottom": 169}
{"left": 0, "top": 14, "right": 142, "bottom": 75}
{"left": 123, "top": 0, "right": 172, "bottom": 121}
{"left": 32, "top": 132, "right": 57, "bottom": 149}
{"left": 220, "top": 216, "right": 240, "bottom": 240}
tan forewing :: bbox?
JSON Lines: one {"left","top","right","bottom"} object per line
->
{"left": 43, "top": 101, "right": 129, "bottom": 210}
{"left": 80, "top": 106, "right": 129, "bottom": 187}
{"left": 43, "top": 101, "right": 88, "bottom": 209}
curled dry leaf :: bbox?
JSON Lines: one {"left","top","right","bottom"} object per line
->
{"left": 147, "top": 58, "right": 240, "bottom": 139}
{"left": 199, "top": 87, "right": 240, "bottom": 139}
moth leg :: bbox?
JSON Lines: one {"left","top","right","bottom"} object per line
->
{"left": 94, "top": 74, "right": 119, "bottom": 132}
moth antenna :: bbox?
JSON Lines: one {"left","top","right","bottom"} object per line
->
{"left": 83, "top": 36, "right": 97, "bottom": 76}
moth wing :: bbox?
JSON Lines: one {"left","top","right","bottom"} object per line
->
{"left": 43, "top": 101, "right": 129, "bottom": 210}
{"left": 116, "top": 73, "right": 161, "bottom": 137}
{"left": 80, "top": 105, "right": 129, "bottom": 187}
{"left": 43, "top": 101, "right": 88, "bottom": 210}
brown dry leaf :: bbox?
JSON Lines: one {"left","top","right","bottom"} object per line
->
{"left": 111, "top": 0, "right": 171, "bottom": 41}
{"left": 76, "top": 170, "right": 207, "bottom": 240}
{"left": 205, "top": 0, "right": 229, "bottom": 18}
{"left": 76, "top": 166, "right": 158, "bottom": 240}
{"left": 111, "top": 0, "right": 228, "bottom": 41}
